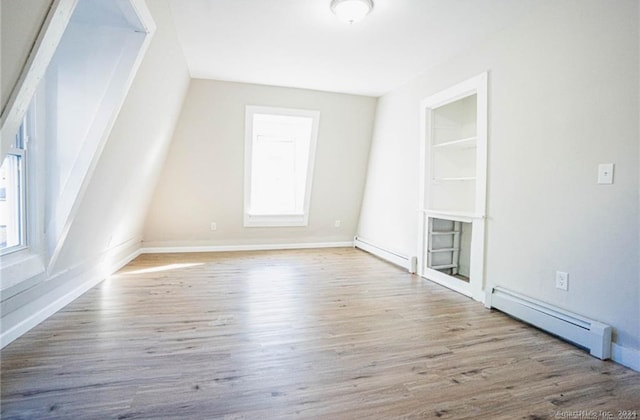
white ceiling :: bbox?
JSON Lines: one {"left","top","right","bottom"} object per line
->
{"left": 169, "top": 0, "right": 547, "bottom": 97}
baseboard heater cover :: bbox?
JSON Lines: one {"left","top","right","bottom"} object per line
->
{"left": 486, "top": 286, "right": 612, "bottom": 360}
{"left": 353, "top": 237, "right": 417, "bottom": 273}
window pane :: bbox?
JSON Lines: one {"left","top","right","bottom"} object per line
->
{"left": 249, "top": 114, "right": 313, "bottom": 216}
{"left": 244, "top": 106, "right": 319, "bottom": 227}
{"left": 251, "top": 136, "right": 297, "bottom": 214}
{"left": 0, "top": 154, "right": 24, "bottom": 251}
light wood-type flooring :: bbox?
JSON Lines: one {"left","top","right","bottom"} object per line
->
{"left": 1, "top": 248, "right": 638, "bottom": 419}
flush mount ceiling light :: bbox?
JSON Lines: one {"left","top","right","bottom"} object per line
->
{"left": 330, "top": 0, "right": 373, "bottom": 24}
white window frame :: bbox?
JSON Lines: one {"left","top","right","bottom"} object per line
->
{"left": 0, "top": 120, "right": 28, "bottom": 256}
{"left": 0, "top": 94, "right": 46, "bottom": 294}
{"left": 244, "top": 105, "right": 320, "bottom": 227}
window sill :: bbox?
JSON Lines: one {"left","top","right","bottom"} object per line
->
{"left": 244, "top": 213, "right": 309, "bottom": 227}
{"left": 0, "top": 248, "right": 46, "bottom": 293}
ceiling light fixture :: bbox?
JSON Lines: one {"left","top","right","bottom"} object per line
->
{"left": 330, "top": 0, "right": 373, "bottom": 24}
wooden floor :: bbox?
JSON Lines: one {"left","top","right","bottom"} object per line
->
{"left": 1, "top": 248, "right": 638, "bottom": 419}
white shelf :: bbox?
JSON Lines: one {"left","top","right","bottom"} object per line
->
{"left": 431, "top": 263, "right": 458, "bottom": 270}
{"left": 433, "top": 176, "right": 476, "bottom": 182}
{"left": 432, "top": 136, "right": 477, "bottom": 150}
{"left": 423, "top": 210, "right": 480, "bottom": 222}
{"left": 428, "top": 247, "right": 460, "bottom": 253}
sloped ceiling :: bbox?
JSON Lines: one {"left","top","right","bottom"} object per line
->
{"left": 169, "top": 0, "right": 552, "bottom": 96}
{"left": 0, "top": 0, "right": 53, "bottom": 114}
{"left": 52, "top": 0, "right": 191, "bottom": 272}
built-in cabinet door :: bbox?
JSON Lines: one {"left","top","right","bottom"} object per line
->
{"left": 418, "top": 73, "right": 487, "bottom": 302}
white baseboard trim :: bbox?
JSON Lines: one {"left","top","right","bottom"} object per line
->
{"left": 1, "top": 267, "right": 106, "bottom": 349}
{"left": 354, "top": 236, "right": 416, "bottom": 273}
{"left": 611, "top": 343, "right": 640, "bottom": 372}
{"left": 140, "top": 241, "right": 354, "bottom": 254}
{"left": 1, "top": 240, "right": 141, "bottom": 349}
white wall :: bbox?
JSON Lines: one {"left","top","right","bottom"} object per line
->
{"left": 0, "top": 0, "right": 52, "bottom": 114}
{"left": 1, "top": 0, "right": 190, "bottom": 345}
{"left": 44, "top": 15, "right": 146, "bottom": 266}
{"left": 358, "top": 0, "right": 640, "bottom": 355}
{"left": 358, "top": 86, "right": 420, "bottom": 255}
{"left": 52, "top": 0, "right": 190, "bottom": 269}
{"left": 143, "top": 79, "right": 376, "bottom": 248}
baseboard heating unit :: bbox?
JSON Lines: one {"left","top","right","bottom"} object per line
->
{"left": 486, "top": 286, "right": 612, "bottom": 360}
{"left": 353, "top": 237, "right": 417, "bottom": 273}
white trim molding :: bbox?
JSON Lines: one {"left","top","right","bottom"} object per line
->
{"left": 0, "top": 238, "right": 141, "bottom": 349}
{"left": 611, "top": 343, "right": 640, "bottom": 372}
{"left": 141, "top": 241, "right": 354, "bottom": 254}
{"left": 1, "top": 0, "right": 78, "bottom": 160}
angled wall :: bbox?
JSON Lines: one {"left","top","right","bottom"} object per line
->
{"left": 43, "top": 0, "right": 150, "bottom": 271}
{"left": 1, "top": 0, "right": 190, "bottom": 347}
{"left": 143, "top": 79, "right": 377, "bottom": 249}
{"left": 358, "top": 0, "right": 639, "bottom": 367}
{"left": 53, "top": 0, "right": 190, "bottom": 270}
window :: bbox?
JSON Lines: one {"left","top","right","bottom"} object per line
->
{"left": 244, "top": 106, "right": 320, "bottom": 227}
{"left": 0, "top": 118, "right": 27, "bottom": 255}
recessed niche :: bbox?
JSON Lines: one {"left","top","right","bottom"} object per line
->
{"left": 426, "top": 218, "right": 471, "bottom": 282}
{"left": 419, "top": 72, "right": 487, "bottom": 301}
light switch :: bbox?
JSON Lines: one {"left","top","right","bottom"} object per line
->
{"left": 597, "top": 163, "right": 614, "bottom": 185}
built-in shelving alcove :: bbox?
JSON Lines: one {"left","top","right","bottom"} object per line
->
{"left": 418, "top": 73, "right": 487, "bottom": 302}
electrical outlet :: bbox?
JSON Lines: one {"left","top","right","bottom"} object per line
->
{"left": 555, "top": 271, "right": 569, "bottom": 291}
{"left": 334, "top": 220, "right": 341, "bottom": 228}
{"left": 210, "top": 222, "right": 217, "bottom": 231}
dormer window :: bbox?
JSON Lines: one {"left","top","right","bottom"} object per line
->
{"left": 0, "top": 117, "right": 27, "bottom": 255}
{"left": 244, "top": 106, "right": 320, "bottom": 227}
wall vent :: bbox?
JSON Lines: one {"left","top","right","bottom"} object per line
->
{"left": 486, "top": 286, "right": 612, "bottom": 360}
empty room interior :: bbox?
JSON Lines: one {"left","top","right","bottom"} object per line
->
{"left": 1, "top": 0, "right": 639, "bottom": 418}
